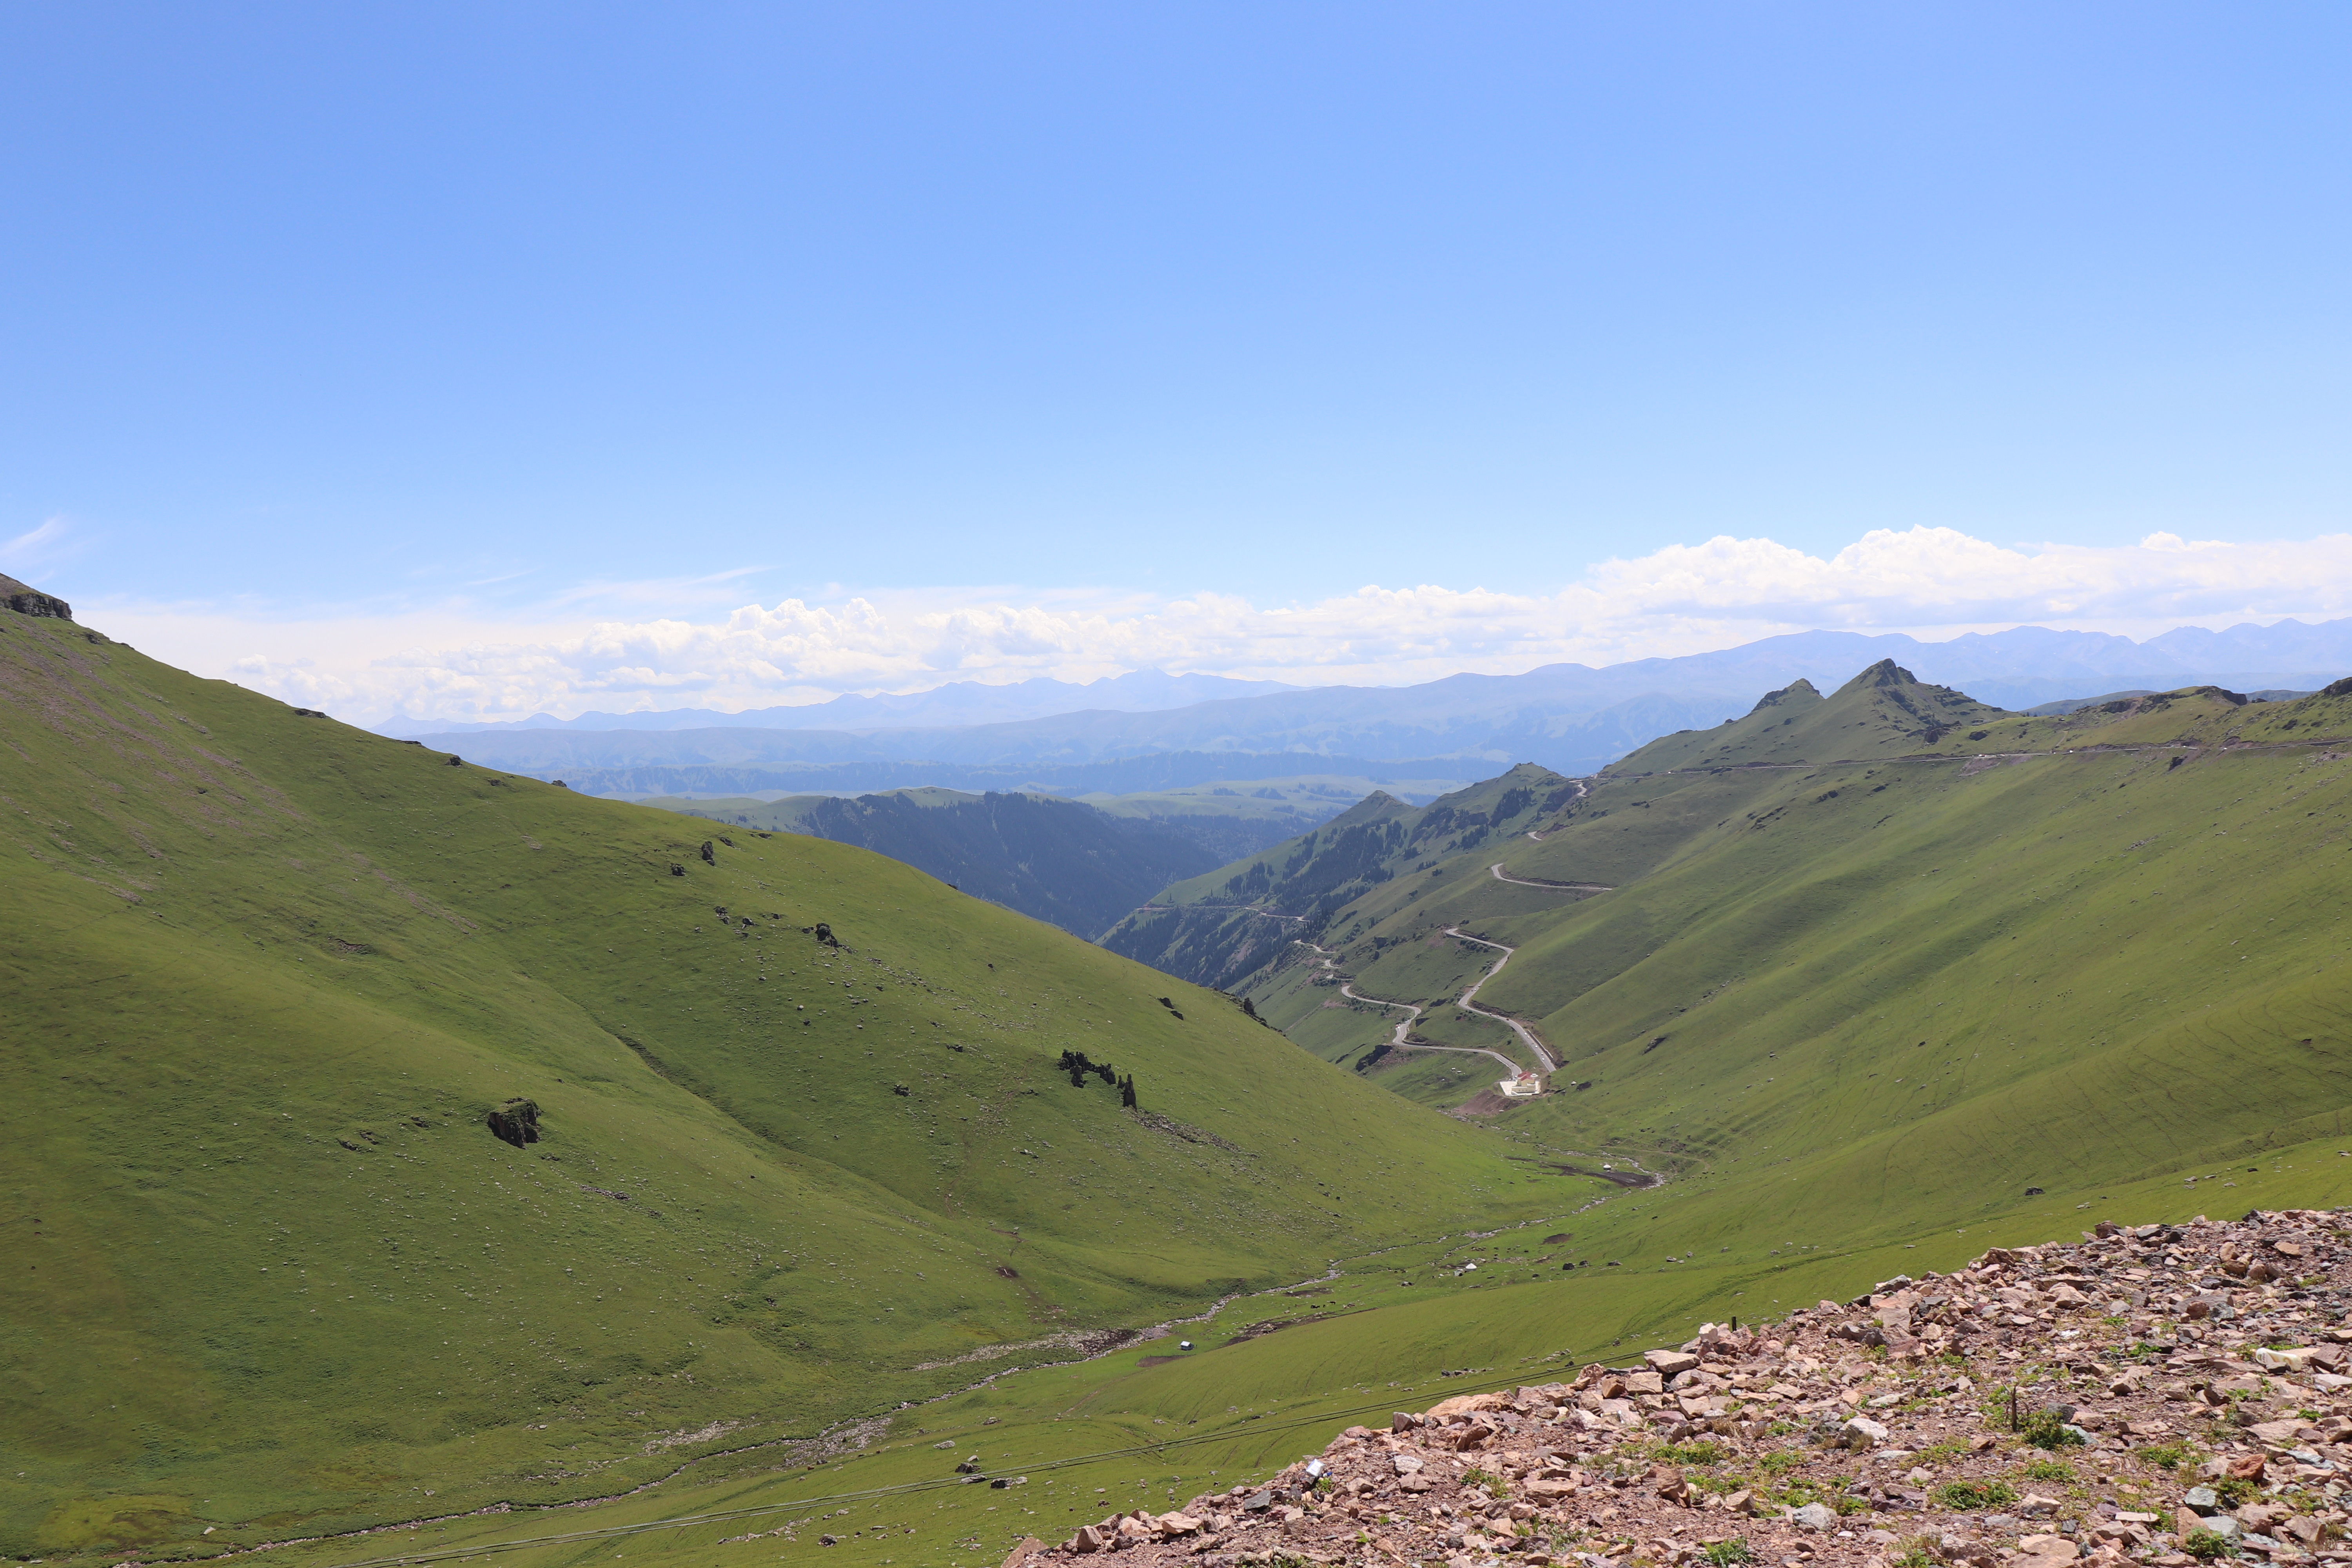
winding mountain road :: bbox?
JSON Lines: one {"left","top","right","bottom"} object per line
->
{"left": 1307, "top": 948, "right": 1526, "bottom": 1078}
{"left": 1522, "top": 778, "right": 1594, "bottom": 841}
{"left": 1440, "top": 927, "right": 1558, "bottom": 1072}
{"left": 1296, "top": 938, "right": 1553, "bottom": 1082}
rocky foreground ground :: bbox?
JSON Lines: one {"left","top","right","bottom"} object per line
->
{"left": 1002, "top": 1209, "right": 2351, "bottom": 1568}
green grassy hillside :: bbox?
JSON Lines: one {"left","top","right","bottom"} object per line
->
{"left": 0, "top": 612, "right": 1563, "bottom": 1557}
{"left": 1215, "top": 666, "right": 2352, "bottom": 1192}
{"left": 1125, "top": 661, "right": 2344, "bottom": 1165}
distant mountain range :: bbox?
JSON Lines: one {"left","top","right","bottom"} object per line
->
{"left": 497, "top": 752, "right": 1482, "bottom": 802}
{"left": 377, "top": 668, "right": 1297, "bottom": 736}
{"left": 383, "top": 618, "right": 2352, "bottom": 790}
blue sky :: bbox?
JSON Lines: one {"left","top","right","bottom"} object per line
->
{"left": 4, "top": 4, "right": 2350, "bottom": 718}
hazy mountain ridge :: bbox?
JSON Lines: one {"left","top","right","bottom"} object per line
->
{"left": 384, "top": 620, "right": 2352, "bottom": 787}
{"left": 379, "top": 669, "right": 1298, "bottom": 737}
{"left": 463, "top": 751, "right": 1480, "bottom": 802}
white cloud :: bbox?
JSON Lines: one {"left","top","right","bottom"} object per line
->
{"left": 80, "top": 525, "right": 2352, "bottom": 724}
{"left": 0, "top": 516, "right": 70, "bottom": 572}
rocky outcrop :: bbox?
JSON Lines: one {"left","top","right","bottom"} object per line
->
{"left": 0, "top": 573, "right": 71, "bottom": 620}
{"left": 486, "top": 1098, "right": 541, "bottom": 1148}
{"left": 1013, "top": 1207, "right": 2352, "bottom": 1568}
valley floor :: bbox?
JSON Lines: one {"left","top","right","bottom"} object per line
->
{"left": 187, "top": 1140, "right": 2352, "bottom": 1568}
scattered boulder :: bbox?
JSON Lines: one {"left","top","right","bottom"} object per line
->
{"left": 1840, "top": 1415, "right": 1890, "bottom": 1448}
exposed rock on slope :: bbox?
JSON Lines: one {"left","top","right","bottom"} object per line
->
{"left": 1013, "top": 1208, "right": 2352, "bottom": 1568}
{"left": 0, "top": 572, "right": 72, "bottom": 619}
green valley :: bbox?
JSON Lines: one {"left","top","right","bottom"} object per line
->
{"left": 13, "top": 621, "right": 2352, "bottom": 1568}
{"left": 0, "top": 610, "right": 1562, "bottom": 1558}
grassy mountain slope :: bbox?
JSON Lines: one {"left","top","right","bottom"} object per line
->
{"left": 1217, "top": 667, "right": 2352, "bottom": 1196}
{"left": 0, "top": 613, "right": 1559, "bottom": 1557}
{"left": 641, "top": 786, "right": 1225, "bottom": 940}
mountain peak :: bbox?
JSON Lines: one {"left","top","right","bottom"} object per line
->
{"left": 1325, "top": 789, "right": 1411, "bottom": 827}
{"left": 1844, "top": 657, "right": 1920, "bottom": 691}
{"left": 1611, "top": 660, "right": 2006, "bottom": 772}
{"left": 1749, "top": 678, "right": 1822, "bottom": 712}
